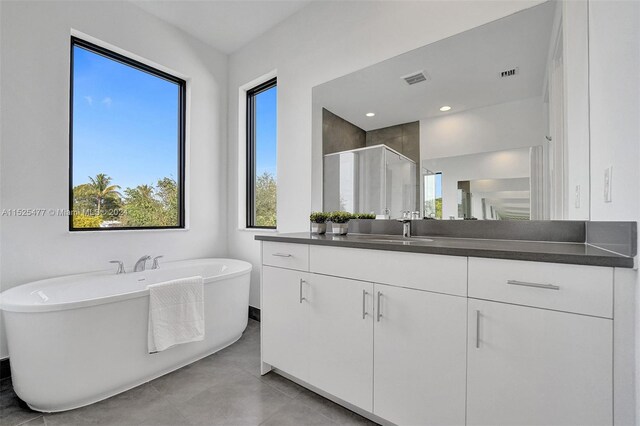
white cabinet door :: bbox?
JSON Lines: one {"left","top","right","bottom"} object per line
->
{"left": 307, "top": 274, "right": 374, "bottom": 412}
{"left": 373, "top": 284, "right": 467, "bottom": 426}
{"left": 262, "top": 266, "right": 309, "bottom": 381}
{"left": 467, "top": 299, "right": 613, "bottom": 426}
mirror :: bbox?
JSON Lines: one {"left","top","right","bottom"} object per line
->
{"left": 312, "top": 1, "right": 590, "bottom": 220}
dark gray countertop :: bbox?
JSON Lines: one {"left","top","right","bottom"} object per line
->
{"left": 255, "top": 232, "right": 636, "bottom": 268}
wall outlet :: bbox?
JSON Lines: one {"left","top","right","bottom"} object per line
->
{"left": 604, "top": 166, "right": 613, "bottom": 203}
{"left": 574, "top": 185, "right": 580, "bottom": 208}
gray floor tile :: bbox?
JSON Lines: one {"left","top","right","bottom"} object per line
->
{"left": 245, "top": 319, "right": 260, "bottom": 334}
{"left": 135, "top": 403, "right": 192, "bottom": 426}
{"left": 295, "top": 389, "right": 378, "bottom": 426}
{"left": 260, "top": 399, "right": 337, "bottom": 426}
{"left": 17, "top": 416, "right": 44, "bottom": 426}
{"left": 259, "top": 372, "right": 305, "bottom": 399}
{"left": 2, "top": 318, "right": 376, "bottom": 426}
{"left": 0, "top": 385, "right": 40, "bottom": 426}
{"left": 45, "top": 383, "right": 173, "bottom": 426}
{"left": 149, "top": 357, "right": 241, "bottom": 405}
{"left": 176, "top": 371, "right": 292, "bottom": 425}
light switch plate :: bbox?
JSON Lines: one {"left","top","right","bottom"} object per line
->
{"left": 604, "top": 166, "right": 612, "bottom": 203}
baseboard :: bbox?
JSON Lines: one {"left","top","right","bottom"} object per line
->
{"left": 248, "top": 306, "right": 261, "bottom": 322}
{"left": 0, "top": 358, "right": 10, "bottom": 380}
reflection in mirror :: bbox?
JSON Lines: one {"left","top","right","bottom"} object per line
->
{"left": 422, "top": 146, "right": 543, "bottom": 220}
{"left": 312, "top": 1, "right": 590, "bottom": 220}
{"left": 324, "top": 145, "right": 416, "bottom": 216}
{"left": 461, "top": 177, "right": 531, "bottom": 220}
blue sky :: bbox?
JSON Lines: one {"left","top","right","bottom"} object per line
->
{"left": 72, "top": 46, "right": 179, "bottom": 190}
{"left": 254, "top": 86, "right": 277, "bottom": 178}
{"left": 73, "top": 45, "right": 278, "bottom": 190}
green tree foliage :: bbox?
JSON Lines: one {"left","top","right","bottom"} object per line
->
{"left": 87, "top": 174, "right": 122, "bottom": 217}
{"left": 72, "top": 213, "right": 102, "bottom": 228}
{"left": 435, "top": 198, "right": 442, "bottom": 219}
{"left": 255, "top": 172, "right": 277, "bottom": 227}
{"left": 156, "top": 177, "right": 179, "bottom": 226}
{"left": 72, "top": 174, "right": 122, "bottom": 221}
{"left": 72, "top": 174, "right": 179, "bottom": 228}
{"left": 122, "top": 184, "right": 163, "bottom": 227}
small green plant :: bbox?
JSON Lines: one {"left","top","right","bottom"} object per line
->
{"left": 329, "top": 211, "right": 352, "bottom": 223}
{"left": 353, "top": 213, "right": 376, "bottom": 219}
{"left": 309, "top": 211, "right": 329, "bottom": 223}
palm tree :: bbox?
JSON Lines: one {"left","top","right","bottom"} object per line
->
{"left": 87, "top": 173, "right": 121, "bottom": 216}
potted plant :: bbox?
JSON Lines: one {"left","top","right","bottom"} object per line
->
{"left": 329, "top": 211, "right": 352, "bottom": 235}
{"left": 353, "top": 213, "right": 376, "bottom": 219}
{"left": 309, "top": 212, "right": 329, "bottom": 234}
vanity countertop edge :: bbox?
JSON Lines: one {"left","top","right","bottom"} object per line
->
{"left": 255, "top": 232, "right": 635, "bottom": 268}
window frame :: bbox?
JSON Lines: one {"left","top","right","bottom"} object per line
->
{"left": 246, "top": 77, "right": 277, "bottom": 229}
{"left": 68, "top": 37, "right": 186, "bottom": 231}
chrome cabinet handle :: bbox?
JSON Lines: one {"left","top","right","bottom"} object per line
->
{"left": 272, "top": 253, "right": 293, "bottom": 258}
{"left": 362, "top": 290, "right": 368, "bottom": 319}
{"left": 299, "top": 279, "right": 306, "bottom": 303}
{"left": 507, "top": 279, "right": 560, "bottom": 291}
{"left": 376, "top": 291, "right": 382, "bottom": 322}
{"left": 475, "top": 310, "right": 481, "bottom": 349}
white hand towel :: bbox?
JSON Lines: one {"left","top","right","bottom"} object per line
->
{"left": 147, "top": 276, "right": 204, "bottom": 353}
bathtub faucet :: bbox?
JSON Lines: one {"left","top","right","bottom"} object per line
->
{"left": 134, "top": 255, "right": 151, "bottom": 272}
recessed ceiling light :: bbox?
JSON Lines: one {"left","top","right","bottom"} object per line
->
{"left": 440, "top": 106, "right": 451, "bottom": 112}
{"left": 365, "top": 112, "right": 375, "bottom": 117}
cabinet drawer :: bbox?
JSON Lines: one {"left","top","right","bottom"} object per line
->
{"left": 310, "top": 245, "right": 467, "bottom": 296}
{"left": 468, "top": 258, "right": 613, "bottom": 318}
{"left": 262, "top": 242, "right": 309, "bottom": 271}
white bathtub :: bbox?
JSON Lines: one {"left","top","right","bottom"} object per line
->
{"left": 0, "top": 258, "right": 252, "bottom": 412}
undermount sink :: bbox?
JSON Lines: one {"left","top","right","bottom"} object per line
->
{"left": 363, "top": 237, "right": 434, "bottom": 244}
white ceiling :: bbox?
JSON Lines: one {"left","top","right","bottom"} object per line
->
{"left": 132, "top": 0, "right": 312, "bottom": 54}
{"left": 313, "top": 1, "right": 556, "bottom": 131}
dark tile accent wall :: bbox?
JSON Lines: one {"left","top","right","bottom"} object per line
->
{"left": 349, "top": 219, "right": 587, "bottom": 242}
{"left": 365, "top": 121, "right": 420, "bottom": 163}
{"left": 322, "top": 108, "right": 366, "bottom": 155}
{"left": 348, "top": 219, "right": 405, "bottom": 235}
{"left": 587, "top": 221, "right": 637, "bottom": 256}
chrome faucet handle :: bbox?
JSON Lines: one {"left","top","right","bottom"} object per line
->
{"left": 151, "top": 256, "right": 164, "bottom": 270}
{"left": 109, "top": 260, "right": 125, "bottom": 274}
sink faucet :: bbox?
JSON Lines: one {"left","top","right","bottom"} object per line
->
{"left": 109, "top": 260, "right": 125, "bottom": 274}
{"left": 397, "top": 218, "right": 411, "bottom": 238}
{"left": 134, "top": 255, "right": 151, "bottom": 272}
{"left": 151, "top": 255, "right": 163, "bottom": 270}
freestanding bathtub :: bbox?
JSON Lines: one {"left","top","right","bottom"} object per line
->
{"left": 0, "top": 258, "right": 252, "bottom": 412}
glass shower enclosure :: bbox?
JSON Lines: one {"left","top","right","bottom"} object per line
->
{"left": 323, "top": 144, "right": 416, "bottom": 218}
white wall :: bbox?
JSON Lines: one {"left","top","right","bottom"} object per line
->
{"left": 587, "top": 1, "right": 640, "bottom": 422}
{"left": 226, "top": 0, "right": 544, "bottom": 308}
{"left": 420, "top": 96, "right": 544, "bottom": 160}
{"left": 0, "top": 1, "right": 229, "bottom": 358}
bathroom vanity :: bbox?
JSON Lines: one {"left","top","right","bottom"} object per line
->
{"left": 256, "top": 224, "right": 636, "bottom": 426}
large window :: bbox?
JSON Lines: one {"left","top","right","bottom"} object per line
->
{"left": 69, "top": 37, "right": 185, "bottom": 230}
{"left": 246, "top": 78, "right": 277, "bottom": 228}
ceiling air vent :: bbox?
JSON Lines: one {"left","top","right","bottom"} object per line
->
{"left": 500, "top": 67, "right": 519, "bottom": 78}
{"left": 401, "top": 70, "right": 429, "bottom": 85}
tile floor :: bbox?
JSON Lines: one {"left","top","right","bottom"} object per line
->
{"left": 0, "top": 320, "right": 377, "bottom": 426}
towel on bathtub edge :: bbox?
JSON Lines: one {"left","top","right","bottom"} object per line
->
{"left": 147, "top": 275, "right": 205, "bottom": 353}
